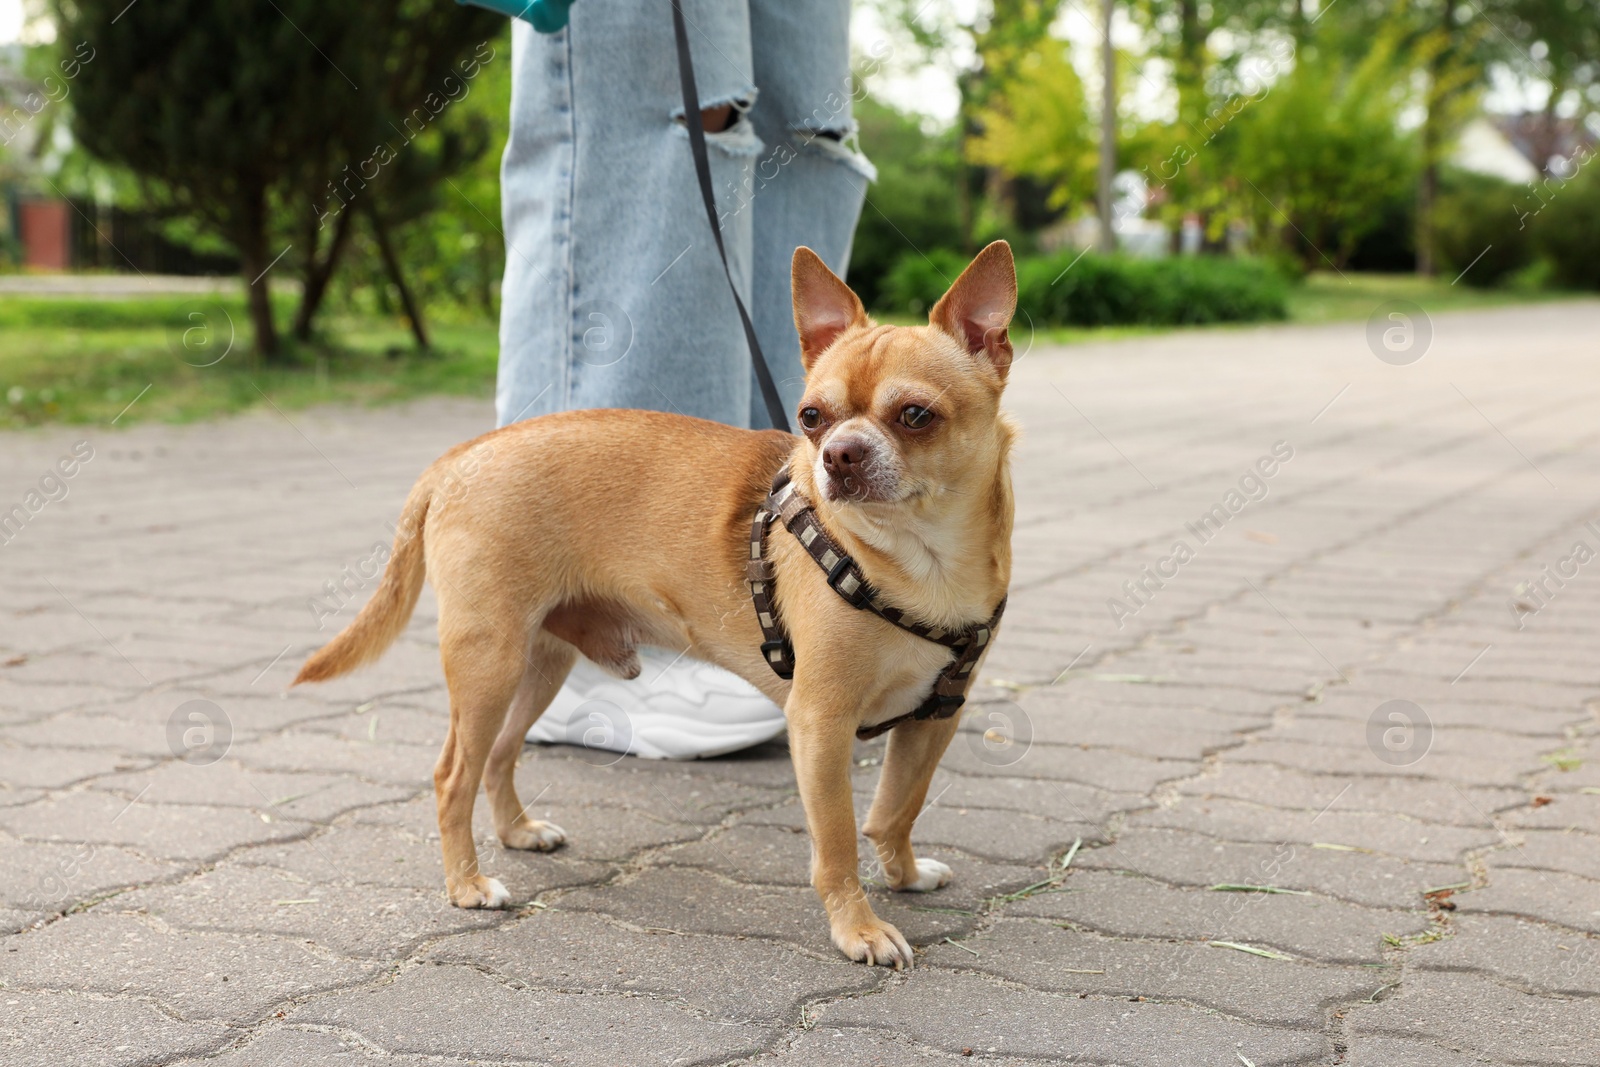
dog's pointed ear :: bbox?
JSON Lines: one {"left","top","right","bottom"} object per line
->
{"left": 930, "top": 240, "right": 1017, "bottom": 379}
{"left": 792, "top": 246, "right": 868, "bottom": 370}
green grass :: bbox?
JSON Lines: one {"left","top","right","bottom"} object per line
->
{"left": 1284, "top": 271, "right": 1592, "bottom": 323}
{"left": 1, "top": 272, "right": 1590, "bottom": 431}
{"left": 0, "top": 295, "right": 498, "bottom": 431}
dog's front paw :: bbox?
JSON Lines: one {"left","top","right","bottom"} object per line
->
{"left": 500, "top": 820, "right": 567, "bottom": 852}
{"left": 833, "top": 917, "right": 915, "bottom": 970}
{"left": 895, "top": 857, "right": 952, "bottom": 893}
{"left": 449, "top": 875, "right": 511, "bottom": 909}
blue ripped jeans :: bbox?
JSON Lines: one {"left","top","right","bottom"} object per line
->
{"left": 495, "top": 0, "right": 875, "bottom": 430}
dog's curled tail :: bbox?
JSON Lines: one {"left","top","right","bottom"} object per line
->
{"left": 293, "top": 478, "right": 432, "bottom": 686}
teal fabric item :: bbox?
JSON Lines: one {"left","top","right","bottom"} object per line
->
{"left": 455, "top": 0, "right": 572, "bottom": 33}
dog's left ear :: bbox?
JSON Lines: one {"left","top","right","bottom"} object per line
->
{"left": 930, "top": 240, "right": 1017, "bottom": 380}
{"left": 792, "top": 246, "right": 868, "bottom": 370}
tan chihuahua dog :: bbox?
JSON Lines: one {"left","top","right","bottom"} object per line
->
{"left": 296, "top": 242, "right": 1017, "bottom": 968}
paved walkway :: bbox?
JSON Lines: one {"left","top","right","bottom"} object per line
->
{"left": 0, "top": 275, "right": 247, "bottom": 297}
{"left": 2, "top": 302, "right": 1598, "bottom": 1066}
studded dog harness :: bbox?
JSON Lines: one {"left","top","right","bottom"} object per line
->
{"left": 747, "top": 466, "right": 1006, "bottom": 740}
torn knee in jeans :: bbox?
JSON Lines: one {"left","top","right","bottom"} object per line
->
{"left": 792, "top": 122, "right": 877, "bottom": 181}
{"left": 672, "top": 90, "right": 762, "bottom": 155}
{"left": 700, "top": 104, "right": 736, "bottom": 133}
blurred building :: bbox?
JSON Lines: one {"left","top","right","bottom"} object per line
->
{"left": 1, "top": 42, "right": 235, "bottom": 275}
{"left": 1452, "top": 114, "right": 1598, "bottom": 183}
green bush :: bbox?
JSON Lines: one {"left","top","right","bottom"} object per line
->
{"left": 1532, "top": 158, "right": 1600, "bottom": 291}
{"left": 848, "top": 96, "right": 966, "bottom": 312}
{"left": 880, "top": 249, "right": 971, "bottom": 316}
{"left": 1434, "top": 169, "right": 1534, "bottom": 287}
{"left": 879, "top": 249, "right": 1288, "bottom": 327}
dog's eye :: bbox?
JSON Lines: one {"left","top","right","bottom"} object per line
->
{"left": 900, "top": 405, "right": 934, "bottom": 430}
{"left": 799, "top": 407, "right": 822, "bottom": 430}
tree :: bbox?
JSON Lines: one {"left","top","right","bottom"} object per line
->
{"left": 1228, "top": 36, "right": 1416, "bottom": 271}
{"left": 1506, "top": 0, "right": 1600, "bottom": 176}
{"left": 848, "top": 95, "right": 965, "bottom": 310}
{"left": 967, "top": 37, "right": 1096, "bottom": 213}
{"left": 288, "top": 12, "right": 503, "bottom": 345}
{"left": 866, "top": 0, "right": 1065, "bottom": 247}
{"left": 54, "top": 0, "right": 502, "bottom": 356}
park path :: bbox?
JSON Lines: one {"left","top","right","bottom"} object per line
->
{"left": 2, "top": 301, "right": 1598, "bottom": 1066}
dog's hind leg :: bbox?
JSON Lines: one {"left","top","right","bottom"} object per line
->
{"left": 862, "top": 714, "right": 961, "bottom": 893}
{"left": 484, "top": 631, "right": 575, "bottom": 852}
{"left": 434, "top": 612, "right": 529, "bottom": 909}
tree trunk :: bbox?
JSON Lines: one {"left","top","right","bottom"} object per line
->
{"left": 366, "top": 204, "right": 429, "bottom": 350}
{"left": 238, "top": 186, "right": 280, "bottom": 358}
{"left": 1536, "top": 79, "right": 1563, "bottom": 177}
{"left": 1176, "top": 0, "right": 1203, "bottom": 130}
{"left": 1417, "top": 1, "right": 1455, "bottom": 278}
{"left": 293, "top": 206, "right": 356, "bottom": 342}
{"left": 1097, "top": 0, "right": 1117, "bottom": 254}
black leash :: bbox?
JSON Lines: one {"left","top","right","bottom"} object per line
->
{"left": 669, "top": 0, "right": 792, "bottom": 433}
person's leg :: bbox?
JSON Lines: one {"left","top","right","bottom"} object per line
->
{"left": 500, "top": 1, "right": 788, "bottom": 758}
{"left": 744, "top": 0, "right": 875, "bottom": 429}
{"left": 497, "top": 0, "right": 762, "bottom": 428}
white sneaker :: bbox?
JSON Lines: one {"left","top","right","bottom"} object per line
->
{"left": 527, "top": 646, "right": 788, "bottom": 760}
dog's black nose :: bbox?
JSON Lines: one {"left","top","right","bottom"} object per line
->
{"left": 823, "top": 438, "right": 866, "bottom": 475}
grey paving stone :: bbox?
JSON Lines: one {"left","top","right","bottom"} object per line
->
{"left": 1, "top": 714, "right": 181, "bottom": 758}
{"left": 1414, "top": 914, "right": 1600, "bottom": 996}
{"left": 292, "top": 960, "right": 776, "bottom": 1063}
{"left": 183, "top": 689, "right": 387, "bottom": 736}
{"left": 1077, "top": 828, "right": 1466, "bottom": 910}
{"left": 554, "top": 863, "right": 1033, "bottom": 958}
{"left": 0, "top": 838, "right": 182, "bottom": 912}
{"left": 1004, "top": 690, "right": 1254, "bottom": 758}
{"left": 1460, "top": 867, "right": 1600, "bottom": 934}
{"left": 921, "top": 919, "right": 1386, "bottom": 1027}
{"left": 658, "top": 822, "right": 825, "bottom": 887}
{"left": 0, "top": 744, "right": 155, "bottom": 790}
{"left": 114, "top": 863, "right": 511, "bottom": 959}
{"left": 1297, "top": 693, "right": 1582, "bottom": 738}
{"left": 0, "top": 907, "right": 47, "bottom": 934}
{"left": 345, "top": 791, "right": 710, "bottom": 868}
{"left": 0, "top": 651, "right": 164, "bottom": 688}
{"left": 166, "top": 1026, "right": 452, "bottom": 1066}
{"left": 1127, "top": 795, "right": 1499, "bottom": 864}
{"left": 850, "top": 764, "right": 1141, "bottom": 822}
{"left": 746, "top": 798, "right": 1100, "bottom": 865}
{"left": 1503, "top": 793, "right": 1600, "bottom": 835}
{"left": 771, "top": 1027, "right": 1042, "bottom": 1065}
{"left": 224, "top": 731, "right": 437, "bottom": 785}
{"left": 1, "top": 911, "right": 381, "bottom": 1021}
{"left": 816, "top": 968, "right": 1327, "bottom": 1065}
{"left": 1007, "top": 869, "right": 1425, "bottom": 963}
{"left": 1233, "top": 738, "right": 1546, "bottom": 789}
{"left": 426, "top": 909, "right": 878, "bottom": 1023}
{"left": 247, "top": 813, "right": 618, "bottom": 904}
{"left": 88, "top": 762, "right": 418, "bottom": 823}
{"left": 0, "top": 988, "right": 230, "bottom": 1067}
{"left": 1180, "top": 763, "right": 1526, "bottom": 826}
{"left": 1494, "top": 828, "right": 1600, "bottom": 881}
{"left": 292, "top": 701, "right": 449, "bottom": 747}
{"left": 0, "top": 786, "right": 43, "bottom": 808}
{"left": 1339, "top": 1034, "right": 1518, "bottom": 1067}
{"left": 1348, "top": 969, "right": 1600, "bottom": 1064}
{"left": 934, "top": 732, "right": 1197, "bottom": 795}
{"left": 0, "top": 790, "right": 310, "bottom": 863}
